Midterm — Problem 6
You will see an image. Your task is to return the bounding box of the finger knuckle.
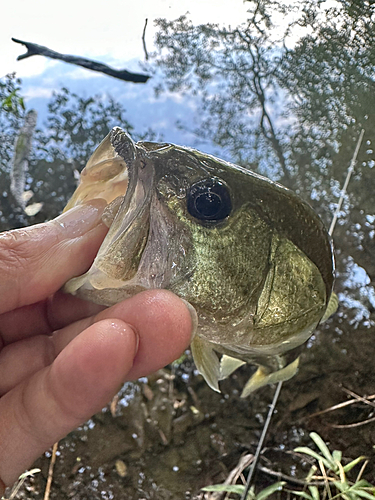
[0,225,54,276]
[0,229,29,265]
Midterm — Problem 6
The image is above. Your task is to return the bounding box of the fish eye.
[187,178,232,222]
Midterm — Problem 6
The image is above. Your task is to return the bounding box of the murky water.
[12,313,375,499]
[2,2,375,498]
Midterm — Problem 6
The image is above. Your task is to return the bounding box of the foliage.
[200,433,375,500]
[0,73,26,169]
[295,432,365,475]
[0,78,134,231]
[152,11,288,179]
[35,87,133,169]
[149,0,375,319]
[0,72,25,117]
[201,481,285,499]
[292,432,375,500]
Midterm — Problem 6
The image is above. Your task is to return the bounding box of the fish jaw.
[63,129,195,305]
[63,128,155,303]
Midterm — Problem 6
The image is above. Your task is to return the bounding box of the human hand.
[0,200,194,494]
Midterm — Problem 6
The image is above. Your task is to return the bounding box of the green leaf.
[351,480,375,489]
[342,456,366,473]
[341,493,357,500]
[290,491,315,500]
[172,352,187,366]
[201,482,285,500]
[335,480,375,500]
[309,432,335,467]
[3,95,12,107]
[201,484,244,494]
[256,481,286,500]
[332,450,343,463]
[350,490,375,500]
[332,482,375,500]
[333,480,350,492]
[308,485,320,500]
[294,446,332,469]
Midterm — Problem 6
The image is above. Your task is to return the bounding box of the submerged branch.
[12,37,150,83]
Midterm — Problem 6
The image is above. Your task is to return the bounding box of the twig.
[319,460,332,500]
[305,388,375,428]
[240,381,283,500]
[306,394,375,419]
[142,19,149,60]
[206,454,254,500]
[229,455,254,486]
[258,465,326,487]
[187,385,200,409]
[328,129,365,237]
[327,415,375,429]
[356,459,369,482]
[6,469,41,500]
[43,442,58,500]
[12,38,150,83]
[341,387,375,410]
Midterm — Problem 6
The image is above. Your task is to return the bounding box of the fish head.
[64,127,335,393]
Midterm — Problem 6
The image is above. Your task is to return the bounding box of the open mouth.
[63,128,155,297]
[63,133,129,211]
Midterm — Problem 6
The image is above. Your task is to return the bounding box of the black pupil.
[187,178,232,222]
[195,192,222,218]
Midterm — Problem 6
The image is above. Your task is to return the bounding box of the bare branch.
[142,18,149,60]
[233,29,291,183]
[12,37,150,83]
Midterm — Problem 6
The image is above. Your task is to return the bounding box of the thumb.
[0,199,108,315]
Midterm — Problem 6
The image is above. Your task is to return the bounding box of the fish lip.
[92,128,155,281]
[64,128,179,298]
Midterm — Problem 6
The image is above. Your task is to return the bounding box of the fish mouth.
[63,132,129,211]
[63,128,155,301]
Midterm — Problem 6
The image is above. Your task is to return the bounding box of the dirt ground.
[7,309,375,499]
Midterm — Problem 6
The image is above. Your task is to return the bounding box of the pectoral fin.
[241,357,300,398]
[219,355,246,381]
[320,292,338,323]
[191,337,221,392]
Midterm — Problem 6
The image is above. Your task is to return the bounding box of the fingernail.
[133,328,140,355]
[52,199,107,238]
[180,299,198,341]
[109,320,139,357]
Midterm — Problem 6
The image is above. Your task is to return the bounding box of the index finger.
[0,200,107,316]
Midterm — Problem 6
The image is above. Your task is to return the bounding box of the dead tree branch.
[12,37,150,83]
[142,18,149,60]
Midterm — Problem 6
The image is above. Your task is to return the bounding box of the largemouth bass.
[64,128,336,397]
